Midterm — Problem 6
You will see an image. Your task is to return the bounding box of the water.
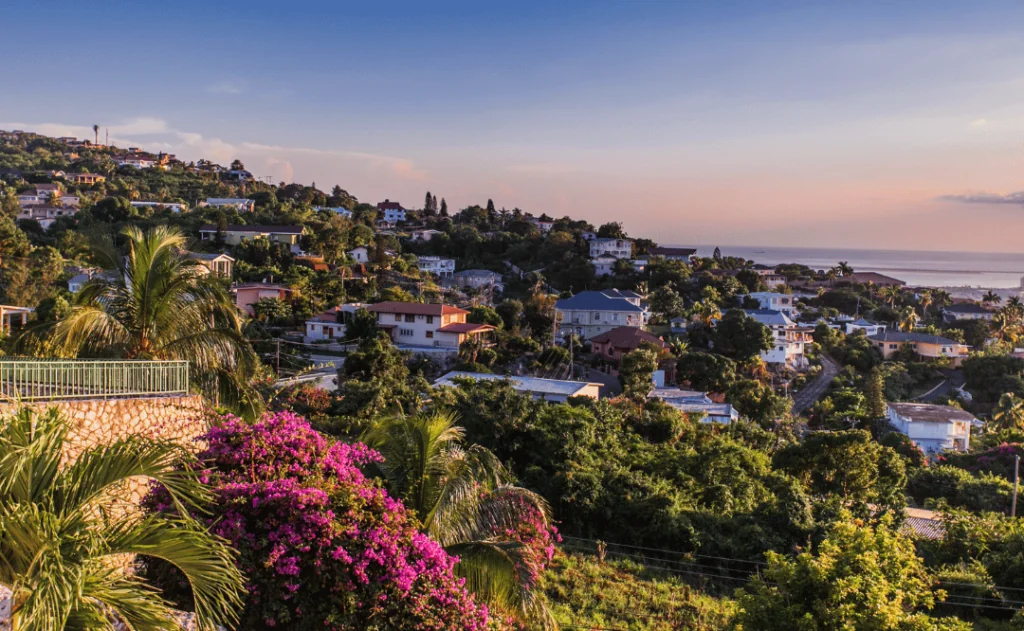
[684,246,1024,289]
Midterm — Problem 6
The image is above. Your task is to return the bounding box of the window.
[405,314,415,323]
[394,314,401,322]
[328,327,334,339]
[426,315,434,324]
[889,344,898,350]
[426,331,433,339]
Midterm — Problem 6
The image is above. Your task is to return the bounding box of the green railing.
[0,360,189,401]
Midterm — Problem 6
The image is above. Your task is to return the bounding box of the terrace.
[0,359,189,401]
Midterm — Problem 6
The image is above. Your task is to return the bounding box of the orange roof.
[367,301,468,316]
[437,322,495,334]
[590,326,666,350]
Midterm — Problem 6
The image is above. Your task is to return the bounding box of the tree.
[712,246,722,262]
[618,345,659,403]
[363,411,557,628]
[46,226,260,412]
[424,190,435,215]
[713,310,773,360]
[648,286,685,319]
[732,517,967,631]
[230,159,245,170]
[596,222,625,239]
[879,285,902,308]
[1,406,243,630]
[468,305,503,328]
[440,198,448,216]
[983,290,1001,306]
[92,123,99,145]
[486,198,496,220]
[345,308,380,341]
[993,392,1024,432]
[899,306,920,332]
[865,366,887,418]
[251,296,292,324]
[676,352,737,392]
[726,379,790,425]
[836,261,854,276]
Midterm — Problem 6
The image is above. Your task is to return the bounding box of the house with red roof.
[367,301,494,348]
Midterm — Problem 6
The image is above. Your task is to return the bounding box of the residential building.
[602,289,644,306]
[592,255,620,277]
[232,283,295,316]
[348,246,370,264]
[589,238,632,259]
[305,309,346,342]
[886,402,979,454]
[131,201,187,213]
[669,317,688,334]
[869,331,970,365]
[202,198,256,212]
[845,318,887,337]
[376,199,406,223]
[763,274,787,289]
[648,246,696,261]
[17,184,75,206]
[590,326,667,363]
[941,303,995,322]
[453,269,504,291]
[410,228,443,242]
[0,305,33,335]
[748,292,798,316]
[555,290,647,339]
[16,204,77,229]
[648,388,739,424]
[417,256,456,278]
[581,231,597,241]
[367,302,495,348]
[115,154,157,169]
[742,309,812,367]
[67,270,118,293]
[435,371,601,402]
[198,224,305,252]
[314,206,352,218]
[187,253,234,278]
[65,173,105,185]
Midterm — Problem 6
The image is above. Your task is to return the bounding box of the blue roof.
[742,309,794,326]
[555,290,645,312]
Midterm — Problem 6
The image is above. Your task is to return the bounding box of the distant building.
[0,305,33,335]
[16,204,77,229]
[232,283,295,316]
[648,388,739,424]
[64,173,105,185]
[844,272,905,287]
[376,199,406,223]
[115,154,157,169]
[348,246,370,264]
[417,256,456,278]
[869,331,970,365]
[187,253,234,278]
[647,246,696,261]
[198,224,305,252]
[314,206,352,218]
[131,201,187,213]
[367,302,495,348]
[410,228,443,242]
[305,308,347,341]
[555,290,647,339]
[742,309,812,367]
[589,238,632,259]
[453,269,504,291]
[886,402,979,454]
[748,292,798,316]
[941,303,995,322]
[590,326,667,363]
[434,371,601,402]
[845,317,887,337]
[202,198,255,212]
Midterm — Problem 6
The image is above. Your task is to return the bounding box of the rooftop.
[436,322,496,334]
[943,303,993,314]
[367,301,469,316]
[742,309,795,326]
[434,371,600,398]
[648,246,696,257]
[590,326,666,350]
[887,402,978,423]
[555,290,645,313]
[869,331,961,345]
[844,271,906,286]
[199,224,304,234]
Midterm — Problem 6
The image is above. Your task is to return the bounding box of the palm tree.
[836,261,854,277]
[983,290,1002,306]
[917,289,933,317]
[993,393,1024,431]
[691,300,722,328]
[92,124,99,145]
[43,225,261,412]
[879,285,902,308]
[0,406,243,630]
[362,411,556,629]
[898,306,919,332]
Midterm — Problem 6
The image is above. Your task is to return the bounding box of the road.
[916,368,964,403]
[791,355,840,415]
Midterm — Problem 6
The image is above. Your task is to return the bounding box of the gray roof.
[888,402,977,423]
[555,290,644,313]
[943,303,993,314]
[849,317,878,326]
[869,331,960,345]
[454,269,501,278]
[649,387,711,403]
[434,371,599,397]
[742,309,794,326]
[188,252,234,261]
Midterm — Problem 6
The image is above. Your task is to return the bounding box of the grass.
[541,553,735,630]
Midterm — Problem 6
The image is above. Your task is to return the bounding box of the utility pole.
[568,333,574,380]
[276,338,281,377]
[1013,455,1020,517]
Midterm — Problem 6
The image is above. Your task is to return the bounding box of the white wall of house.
[383,208,406,223]
[376,311,463,347]
[417,256,455,277]
[750,293,797,315]
[589,239,632,259]
[305,320,346,341]
[349,247,369,264]
[887,408,971,453]
[555,308,644,339]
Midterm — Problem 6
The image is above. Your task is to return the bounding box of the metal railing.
[0,360,189,401]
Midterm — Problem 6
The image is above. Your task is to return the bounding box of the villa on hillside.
[417,256,456,278]
[742,309,812,367]
[367,302,494,348]
[555,290,647,339]
[648,387,740,424]
[886,402,980,454]
[590,326,667,363]
[869,331,970,365]
[201,198,256,212]
[131,200,187,213]
[232,283,295,316]
[748,291,798,316]
[376,199,406,223]
[198,224,305,253]
[452,269,504,291]
[589,238,633,259]
[434,371,602,402]
[845,318,887,336]
[941,303,995,322]
[65,173,105,185]
[187,252,234,278]
[647,246,696,261]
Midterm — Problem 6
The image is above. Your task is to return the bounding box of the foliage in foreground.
[0,406,243,631]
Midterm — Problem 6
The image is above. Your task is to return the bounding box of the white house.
[305,309,347,342]
[187,253,234,278]
[417,256,456,278]
[589,238,632,259]
[748,292,798,316]
[435,371,601,402]
[367,302,495,349]
[742,309,812,367]
[648,388,740,424]
[886,402,979,454]
[202,198,255,212]
[410,228,443,242]
[348,247,370,264]
[555,290,647,339]
[131,201,187,213]
[453,269,504,291]
[845,318,887,337]
[376,200,406,223]
[117,154,157,169]
[592,255,619,277]
[941,304,995,322]
[375,219,396,230]
[314,206,353,218]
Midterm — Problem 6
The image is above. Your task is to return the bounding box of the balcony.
[0,359,189,401]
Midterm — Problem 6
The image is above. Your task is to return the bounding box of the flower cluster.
[275,383,333,416]
[150,412,491,631]
[939,442,1024,478]
[480,488,561,589]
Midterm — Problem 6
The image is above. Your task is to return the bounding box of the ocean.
[683,246,1024,289]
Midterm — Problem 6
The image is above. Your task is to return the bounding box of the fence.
[0,360,189,401]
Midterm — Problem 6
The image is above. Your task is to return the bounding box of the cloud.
[969,118,988,128]
[938,191,1024,204]
[207,81,244,95]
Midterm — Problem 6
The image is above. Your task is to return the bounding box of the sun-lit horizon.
[4,1,1024,251]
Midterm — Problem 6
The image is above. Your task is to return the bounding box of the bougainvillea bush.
[145,411,491,631]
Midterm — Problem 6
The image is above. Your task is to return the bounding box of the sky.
[3,1,1024,252]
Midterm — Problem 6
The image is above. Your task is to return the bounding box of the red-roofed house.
[367,301,494,348]
[590,326,668,363]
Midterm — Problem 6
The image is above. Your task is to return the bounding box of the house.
[115,154,157,169]
[232,283,295,316]
[130,201,187,213]
[555,290,647,339]
[670,317,688,334]
[202,198,256,212]
[410,228,443,242]
[296,255,329,271]
[845,318,887,337]
[314,206,352,218]
[0,305,33,335]
[941,303,995,322]
[187,253,234,278]
[434,371,601,402]
[376,200,406,223]
[17,184,72,206]
[648,246,696,261]
[844,272,905,287]
[763,274,787,290]
[602,288,644,305]
[198,225,305,252]
[590,326,667,363]
[589,238,632,259]
[592,255,621,277]
[742,309,812,367]
[886,402,979,454]
[367,302,495,348]
[581,231,597,241]
[65,173,105,185]
[348,246,370,264]
[453,269,504,291]
[375,219,396,230]
[869,331,970,365]
[748,292,798,316]
[648,388,739,423]
[67,270,118,293]
[417,256,456,278]
[16,204,77,229]
[305,308,347,342]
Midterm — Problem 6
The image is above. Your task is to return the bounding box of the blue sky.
[4,1,1024,251]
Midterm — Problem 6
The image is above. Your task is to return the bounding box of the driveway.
[916,368,964,403]
[791,355,840,415]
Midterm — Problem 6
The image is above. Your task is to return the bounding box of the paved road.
[917,368,964,403]
[791,355,840,415]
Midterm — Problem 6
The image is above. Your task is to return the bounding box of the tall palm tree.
[362,411,556,629]
[993,393,1024,431]
[982,290,1002,306]
[0,406,243,631]
[879,285,902,308]
[836,261,854,276]
[92,124,99,145]
[43,225,261,413]
[917,289,933,317]
[898,306,919,332]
